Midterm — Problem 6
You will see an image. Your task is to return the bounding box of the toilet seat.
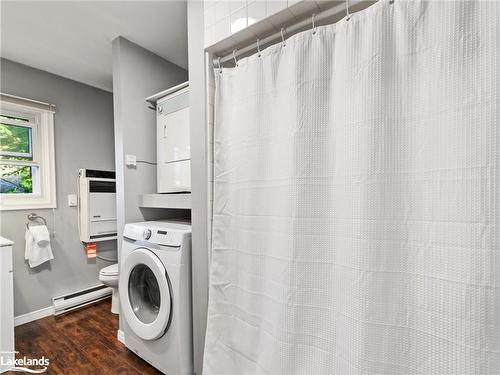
[100,263,119,276]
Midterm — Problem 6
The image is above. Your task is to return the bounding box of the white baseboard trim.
[117,329,125,344]
[15,306,54,327]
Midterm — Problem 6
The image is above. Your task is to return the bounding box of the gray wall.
[0,58,117,317]
[112,37,189,259]
[187,2,209,374]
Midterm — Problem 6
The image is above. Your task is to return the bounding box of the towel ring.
[26,213,47,229]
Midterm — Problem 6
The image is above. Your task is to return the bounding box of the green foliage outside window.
[0,122,34,193]
[0,122,31,155]
[0,165,33,193]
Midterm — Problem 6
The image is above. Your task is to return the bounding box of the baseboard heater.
[52,284,112,315]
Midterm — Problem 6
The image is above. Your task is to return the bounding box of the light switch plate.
[68,194,77,207]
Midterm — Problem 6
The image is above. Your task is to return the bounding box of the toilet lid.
[100,263,119,276]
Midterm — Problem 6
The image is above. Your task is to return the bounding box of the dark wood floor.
[9,299,161,375]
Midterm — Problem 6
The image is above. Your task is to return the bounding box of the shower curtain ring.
[312,13,317,34]
[346,0,350,21]
[217,56,222,73]
[232,49,238,67]
[280,28,287,47]
[257,39,261,57]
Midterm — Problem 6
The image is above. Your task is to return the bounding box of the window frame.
[0,117,34,159]
[0,100,56,210]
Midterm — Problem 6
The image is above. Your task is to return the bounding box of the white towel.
[28,225,50,247]
[25,226,54,268]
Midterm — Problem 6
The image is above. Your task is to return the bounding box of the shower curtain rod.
[212,0,376,66]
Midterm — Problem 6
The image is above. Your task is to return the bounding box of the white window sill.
[0,198,56,211]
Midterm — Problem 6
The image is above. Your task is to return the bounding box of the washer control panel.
[149,229,183,247]
[123,222,191,248]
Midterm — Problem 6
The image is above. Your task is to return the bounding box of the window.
[0,95,56,210]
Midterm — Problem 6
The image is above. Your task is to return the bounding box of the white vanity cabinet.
[0,237,14,373]
[155,82,190,193]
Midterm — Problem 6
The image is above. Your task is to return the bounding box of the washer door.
[120,248,172,340]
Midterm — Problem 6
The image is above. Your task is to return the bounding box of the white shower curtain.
[204,1,500,374]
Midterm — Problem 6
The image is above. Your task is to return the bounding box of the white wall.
[204,0,328,47]
[0,58,116,316]
[187,2,210,374]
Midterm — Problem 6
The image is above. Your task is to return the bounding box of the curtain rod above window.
[212,0,377,66]
[0,93,56,113]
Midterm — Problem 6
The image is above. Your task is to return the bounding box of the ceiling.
[0,1,188,92]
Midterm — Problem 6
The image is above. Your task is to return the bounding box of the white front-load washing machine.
[119,221,193,374]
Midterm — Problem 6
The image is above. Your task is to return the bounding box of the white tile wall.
[247,1,266,26]
[204,0,326,48]
[230,0,247,13]
[214,17,231,42]
[214,1,230,22]
[266,0,287,16]
[231,7,248,33]
[205,2,216,25]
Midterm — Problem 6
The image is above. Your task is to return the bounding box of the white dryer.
[119,221,193,375]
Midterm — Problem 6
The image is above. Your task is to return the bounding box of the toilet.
[99,263,119,314]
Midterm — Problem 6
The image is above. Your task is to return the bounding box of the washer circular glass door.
[120,248,172,340]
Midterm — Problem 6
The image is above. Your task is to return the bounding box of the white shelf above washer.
[146,81,189,106]
[138,193,191,209]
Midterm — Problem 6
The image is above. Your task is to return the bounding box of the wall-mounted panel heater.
[78,169,117,242]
